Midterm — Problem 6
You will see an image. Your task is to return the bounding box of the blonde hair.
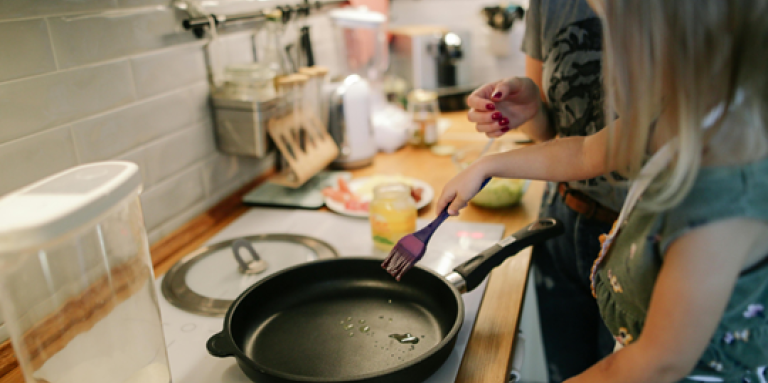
[590,0,768,211]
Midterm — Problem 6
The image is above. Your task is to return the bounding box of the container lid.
[161,234,339,316]
[224,63,276,83]
[0,162,142,253]
[408,89,438,103]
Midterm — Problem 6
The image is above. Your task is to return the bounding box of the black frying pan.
[207,218,563,383]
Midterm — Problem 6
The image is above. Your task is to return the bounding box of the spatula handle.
[418,178,492,242]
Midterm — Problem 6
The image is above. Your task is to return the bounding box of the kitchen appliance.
[206,218,561,383]
[327,7,404,165]
[482,5,526,57]
[389,27,474,111]
[0,162,171,383]
[326,74,377,168]
[155,208,520,383]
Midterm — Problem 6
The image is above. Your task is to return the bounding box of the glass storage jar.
[407,89,440,147]
[222,63,276,102]
[369,183,417,252]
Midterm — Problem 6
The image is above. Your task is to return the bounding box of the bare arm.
[519,56,557,142]
[437,124,613,214]
[475,125,610,182]
[566,218,768,383]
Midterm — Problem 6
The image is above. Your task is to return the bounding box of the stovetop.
[156,208,505,383]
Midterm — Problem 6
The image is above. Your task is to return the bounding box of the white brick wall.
[0,1,297,244]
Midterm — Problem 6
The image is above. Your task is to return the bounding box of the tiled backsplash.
[0,1,283,244]
[0,0,527,245]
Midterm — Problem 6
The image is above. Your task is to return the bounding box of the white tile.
[0,61,134,144]
[115,147,148,190]
[130,44,207,99]
[199,151,275,199]
[139,165,205,231]
[0,19,57,82]
[143,121,217,188]
[0,127,79,196]
[0,0,117,21]
[47,8,197,69]
[199,154,243,198]
[71,82,211,163]
[147,198,208,245]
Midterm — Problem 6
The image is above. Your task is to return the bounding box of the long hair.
[589,0,768,211]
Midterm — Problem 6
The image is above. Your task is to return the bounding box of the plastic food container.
[0,162,171,383]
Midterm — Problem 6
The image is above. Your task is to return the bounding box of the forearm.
[474,132,608,182]
[566,342,689,383]
[518,103,556,142]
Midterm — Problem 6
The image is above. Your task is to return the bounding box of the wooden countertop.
[0,112,543,383]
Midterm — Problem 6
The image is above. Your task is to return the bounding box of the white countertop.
[156,208,505,383]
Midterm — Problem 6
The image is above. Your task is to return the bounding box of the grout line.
[43,17,61,71]
[0,56,132,85]
[0,81,210,157]
[0,5,164,24]
[68,127,83,164]
[126,58,140,101]
[0,40,208,86]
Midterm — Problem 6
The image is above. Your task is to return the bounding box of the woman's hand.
[436,158,492,216]
[466,77,543,138]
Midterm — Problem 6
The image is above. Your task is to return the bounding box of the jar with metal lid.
[407,89,440,147]
[369,183,417,252]
[222,63,276,102]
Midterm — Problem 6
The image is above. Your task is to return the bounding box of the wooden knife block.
[267,106,339,188]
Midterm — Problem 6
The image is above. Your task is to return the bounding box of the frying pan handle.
[452,218,564,292]
[207,332,237,358]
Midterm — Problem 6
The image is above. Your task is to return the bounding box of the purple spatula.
[382,178,491,280]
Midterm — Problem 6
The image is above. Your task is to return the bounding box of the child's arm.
[566,218,768,383]
[437,124,612,215]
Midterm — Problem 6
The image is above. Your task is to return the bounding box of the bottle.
[369,183,418,252]
[407,89,440,147]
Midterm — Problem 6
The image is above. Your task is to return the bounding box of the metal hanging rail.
[181,0,349,38]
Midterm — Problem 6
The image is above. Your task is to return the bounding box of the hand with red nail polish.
[466,76,543,138]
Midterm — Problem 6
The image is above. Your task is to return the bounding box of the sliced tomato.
[344,199,370,212]
[337,177,352,194]
[323,187,349,204]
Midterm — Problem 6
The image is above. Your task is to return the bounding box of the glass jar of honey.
[407,89,440,147]
[369,183,417,252]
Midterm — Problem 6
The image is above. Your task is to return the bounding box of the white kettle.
[326,74,377,169]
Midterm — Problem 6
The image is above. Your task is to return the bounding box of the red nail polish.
[493,92,503,99]
[499,117,510,126]
[486,103,496,110]
[501,126,511,133]
[491,112,502,120]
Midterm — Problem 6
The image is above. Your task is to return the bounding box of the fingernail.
[493,92,503,99]
[499,117,510,126]
[485,103,496,110]
[491,112,502,120]
[501,126,511,133]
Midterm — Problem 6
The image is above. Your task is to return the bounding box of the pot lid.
[161,234,339,316]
